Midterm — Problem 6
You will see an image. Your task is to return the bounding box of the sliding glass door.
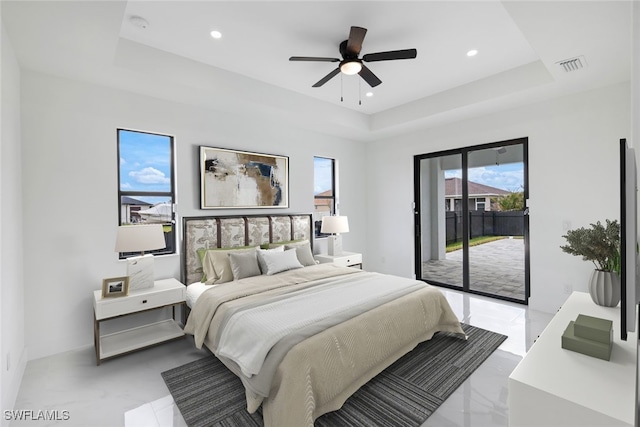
[417,153,463,289]
[414,138,529,303]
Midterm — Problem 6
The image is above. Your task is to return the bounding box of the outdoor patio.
[422,238,525,301]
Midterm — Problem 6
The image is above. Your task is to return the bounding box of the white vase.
[588,270,621,307]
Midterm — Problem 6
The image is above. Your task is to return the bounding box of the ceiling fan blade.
[363,48,417,62]
[312,68,341,87]
[346,26,367,56]
[359,64,382,88]
[289,56,340,62]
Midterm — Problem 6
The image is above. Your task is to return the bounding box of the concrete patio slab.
[422,238,525,301]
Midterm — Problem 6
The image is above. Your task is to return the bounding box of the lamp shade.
[321,216,349,234]
[115,224,166,253]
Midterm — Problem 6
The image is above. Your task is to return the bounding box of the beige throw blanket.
[184,263,465,427]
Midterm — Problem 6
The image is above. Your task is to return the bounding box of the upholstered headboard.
[181,214,313,285]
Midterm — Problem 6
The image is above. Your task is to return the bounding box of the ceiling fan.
[289,26,417,88]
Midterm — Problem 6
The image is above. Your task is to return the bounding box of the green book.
[574,314,613,344]
[562,321,612,361]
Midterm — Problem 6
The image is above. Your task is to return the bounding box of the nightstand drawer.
[94,279,185,320]
[314,251,363,268]
[335,253,362,267]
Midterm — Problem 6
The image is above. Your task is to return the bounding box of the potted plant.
[560,219,621,306]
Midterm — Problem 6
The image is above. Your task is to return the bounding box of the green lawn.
[446,236,521,252]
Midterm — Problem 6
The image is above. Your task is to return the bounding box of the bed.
[181,214,465,427]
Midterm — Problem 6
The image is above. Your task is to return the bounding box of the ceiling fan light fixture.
[340,60,362,75]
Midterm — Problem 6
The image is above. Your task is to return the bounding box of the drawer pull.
[142,300,148,304]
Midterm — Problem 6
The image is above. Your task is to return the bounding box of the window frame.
[117,128,176,259]
[313,156,337,238]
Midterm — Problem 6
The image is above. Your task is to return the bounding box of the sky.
[119,130,172,203]
[314,157,333,194]
[445,163,524,192]
[313,156,523,196]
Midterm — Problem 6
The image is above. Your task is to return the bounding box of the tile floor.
[11,288,554,427]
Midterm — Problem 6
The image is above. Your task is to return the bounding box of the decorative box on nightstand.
[314,251,363,269]
[93,278,186,365]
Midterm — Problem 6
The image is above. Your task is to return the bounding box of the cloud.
[129,167,170,185]
[470,168,523,191]
[445,166,523,192]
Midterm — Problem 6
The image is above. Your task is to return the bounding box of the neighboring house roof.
[315,190,333,197]
[121,196,152,206]
[314,190,333,207]
[445,177,510,197]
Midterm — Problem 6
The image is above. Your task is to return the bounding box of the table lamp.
[115,224,166,291]
[321,215,349,256]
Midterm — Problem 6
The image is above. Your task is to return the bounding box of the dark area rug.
[161,323,506,427]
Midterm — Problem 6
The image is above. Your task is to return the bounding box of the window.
[313,156,336,237]
[117,129,176,258]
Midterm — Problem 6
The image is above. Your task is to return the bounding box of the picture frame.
[101,276,130,298]
[200,146,289,209]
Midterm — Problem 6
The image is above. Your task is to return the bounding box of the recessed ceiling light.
[210,30,222,39]
[467,49,478,57]
[366,92,374,97]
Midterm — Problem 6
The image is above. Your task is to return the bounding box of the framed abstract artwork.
[200,146,289,209]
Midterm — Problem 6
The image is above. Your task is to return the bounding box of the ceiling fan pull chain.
[359,78,362,105]
[340,74,344,102]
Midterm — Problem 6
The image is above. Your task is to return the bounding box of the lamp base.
[126,254,155,291]
[327,235,343,256]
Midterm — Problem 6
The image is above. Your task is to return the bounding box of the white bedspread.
[216,272,425,377]
[185,282,214,308]
[185,263,466,427]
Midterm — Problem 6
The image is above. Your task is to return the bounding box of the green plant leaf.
[560,220,620,273]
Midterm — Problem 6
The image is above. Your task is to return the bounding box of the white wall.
[1,21,26,422]
[20,70,366,360]
[366,82,630,314]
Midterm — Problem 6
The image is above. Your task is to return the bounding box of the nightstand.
[314,251,363,269]
[93,278,186,365]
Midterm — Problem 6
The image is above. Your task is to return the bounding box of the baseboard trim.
[2,346,28,427]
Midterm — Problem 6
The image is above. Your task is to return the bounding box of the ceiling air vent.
[556,55,587,73]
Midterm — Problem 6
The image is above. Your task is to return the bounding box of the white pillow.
[256,246,284,274]
[258,248,303,275]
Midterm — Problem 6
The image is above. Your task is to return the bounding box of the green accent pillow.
[268,239,306,249]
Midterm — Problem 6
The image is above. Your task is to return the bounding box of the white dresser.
[509,291,637,427]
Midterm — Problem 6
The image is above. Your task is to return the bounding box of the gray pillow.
[228,250,262,281]
[285,242,316,267]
